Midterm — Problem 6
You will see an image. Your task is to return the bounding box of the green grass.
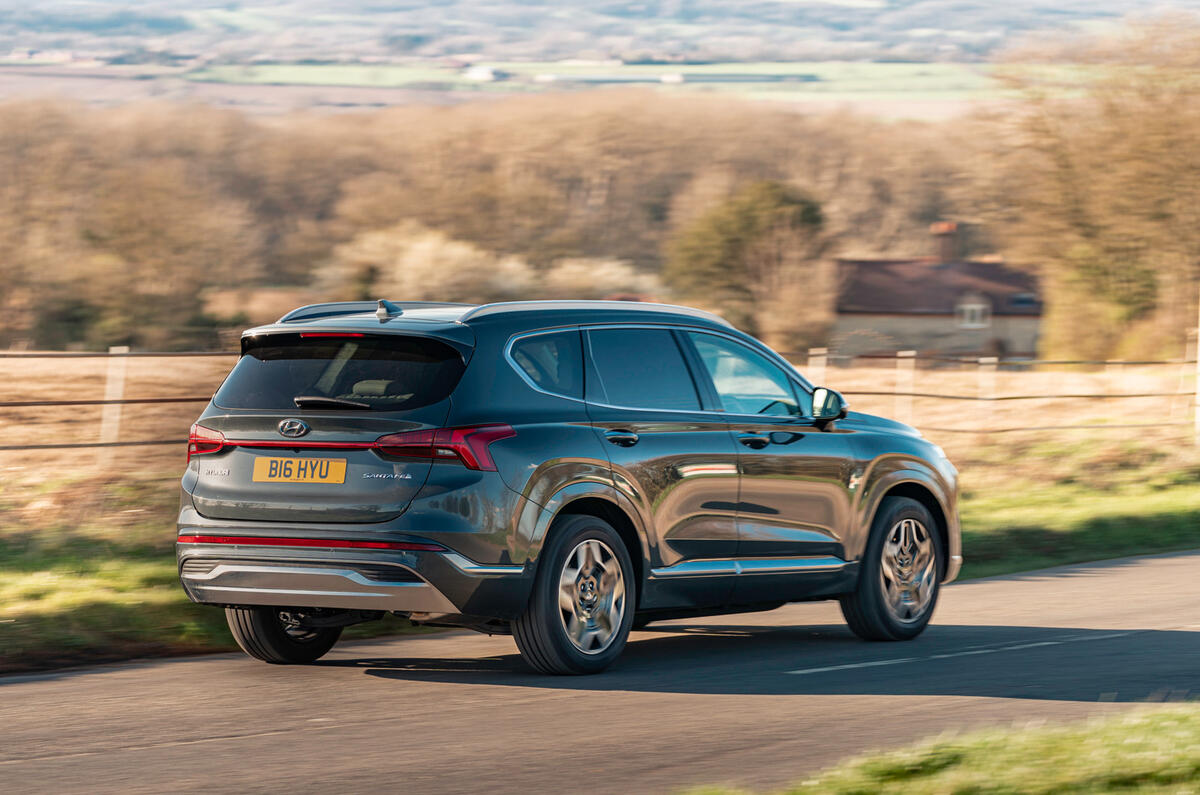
[693,706,1200,794]
[955,436,1200,578]
[2,437,1198,673]
[0,473,429,673]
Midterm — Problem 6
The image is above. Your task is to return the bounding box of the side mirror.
[812,387,848,422]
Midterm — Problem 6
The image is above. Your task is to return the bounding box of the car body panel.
[178,300,962,628]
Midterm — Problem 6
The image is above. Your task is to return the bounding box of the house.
[831,223,1041,357]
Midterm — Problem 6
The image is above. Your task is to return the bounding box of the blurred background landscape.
[2,4,1200,777]
[2,4,1200,360]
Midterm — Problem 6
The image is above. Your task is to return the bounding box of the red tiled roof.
[836,257,1041,316]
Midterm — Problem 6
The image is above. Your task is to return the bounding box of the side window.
[510,330,584,399]
[587,328,701,411]
[687,332,804,417]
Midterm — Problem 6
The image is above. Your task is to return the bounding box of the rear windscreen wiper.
[293,395,372,410]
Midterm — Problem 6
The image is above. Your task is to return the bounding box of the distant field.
[188,64,471,89]
[0,59,1066,117]
[182,60,1007,117]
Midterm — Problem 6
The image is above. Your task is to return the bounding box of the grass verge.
[2,437,1198,673]
[692,706,1200,794]
[0,473,430,674]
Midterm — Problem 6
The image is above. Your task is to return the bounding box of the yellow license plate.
[252,457,347,484]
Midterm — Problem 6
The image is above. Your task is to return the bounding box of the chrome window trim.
[503,322,818,420]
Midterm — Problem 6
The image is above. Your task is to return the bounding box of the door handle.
[737,432,770,449]
[604,429,640,447]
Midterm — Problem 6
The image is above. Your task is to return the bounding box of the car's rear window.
[214,334,465,411]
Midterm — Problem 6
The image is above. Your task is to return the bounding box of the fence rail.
[0,351,237,358]
[2,346,1197,452]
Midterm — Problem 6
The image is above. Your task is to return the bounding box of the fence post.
[978,356,998,432]
[98,346,129,456]
[807,347,827,387]
[895,350,916,426]
[1195,297,1200,445]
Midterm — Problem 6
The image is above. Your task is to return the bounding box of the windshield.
[214,334,465,411]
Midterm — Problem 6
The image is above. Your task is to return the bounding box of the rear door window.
[509,330,583,399]
[586,328,701,411]
[214,334,465,411]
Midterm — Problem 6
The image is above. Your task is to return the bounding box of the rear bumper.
[177,538,533,620]
[180,559,463,614]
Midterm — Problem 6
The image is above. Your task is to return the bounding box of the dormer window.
[956,298,990,329]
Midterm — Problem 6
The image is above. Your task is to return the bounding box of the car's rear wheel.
[840,496,943,641]
[513,514,635,675]
[225,606,343,664]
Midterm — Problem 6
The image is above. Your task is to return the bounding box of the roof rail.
[278,301,473,323]
[458,300,732,327]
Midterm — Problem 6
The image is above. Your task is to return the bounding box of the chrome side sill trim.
[440,552,526,576]
[650,555,846,579]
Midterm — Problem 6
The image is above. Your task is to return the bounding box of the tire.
[512,514,636,675]
[840,496,944,642]
[225,606,343,664]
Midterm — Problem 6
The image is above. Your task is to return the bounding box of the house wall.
[830,313,1040,356]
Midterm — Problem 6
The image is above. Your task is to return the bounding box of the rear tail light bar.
[188,423,226,462]
[176,534,445,551]
[187,423,516,472]
[374,425,516,471]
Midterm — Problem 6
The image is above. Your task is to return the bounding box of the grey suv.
[178,300,961,674]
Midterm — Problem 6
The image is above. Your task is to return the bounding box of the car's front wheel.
[512,514,635,675]
[225,606,343,664]
[840,496,943,641]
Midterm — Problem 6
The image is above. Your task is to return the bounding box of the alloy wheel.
[878,518,937,624]
[557,539,626,654]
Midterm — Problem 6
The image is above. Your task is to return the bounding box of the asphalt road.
[6,550,1200,794]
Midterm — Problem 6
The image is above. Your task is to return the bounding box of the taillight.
[374,424,516,471]
[187,423,226,462]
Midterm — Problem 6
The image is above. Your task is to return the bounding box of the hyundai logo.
[277,418,310,438]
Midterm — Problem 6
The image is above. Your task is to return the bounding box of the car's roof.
[243,300,733,342]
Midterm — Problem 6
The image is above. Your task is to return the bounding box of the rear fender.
[517,480,653,582]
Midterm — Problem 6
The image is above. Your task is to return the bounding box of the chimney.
[930,221,959,264]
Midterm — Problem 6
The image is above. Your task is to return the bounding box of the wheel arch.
[523,482,652,607]
[557,497,645,596]
[852,456,958,582]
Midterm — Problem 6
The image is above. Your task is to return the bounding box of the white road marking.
[786,658,917,676]
[787,630,1136,675]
